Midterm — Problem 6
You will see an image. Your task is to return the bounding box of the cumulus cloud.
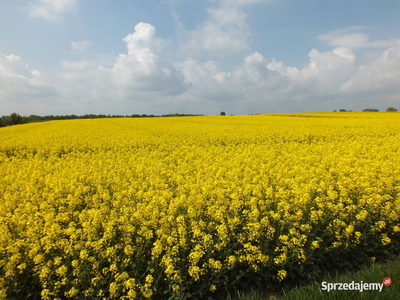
[180,51,290,112]
[1,22,189,115]
[58,26,394,114]
[0,53,57,113]
[181,0,269,58]
[59,22,188,110]
[178,46,362,112]
[318,27,400,48]
[341,44,400,93]
[0,54,49,93]
[4,16,400,115]
[71,41,92,53]
[181,59,235,100]
[113,22,187,96]
[28,0,78,21]
[61,59,98,71]
[290,47,356,95]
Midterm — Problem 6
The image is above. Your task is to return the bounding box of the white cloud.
[3,18,400,115]
[71,41,92,53]
[318,27,400,48]
[56,36,399,114]
[122,23,166,58]
[341,44,400,93]
[180,52,289,111]
[112,22,187,95]
[57,22,188,112]
[28,0,78,21]
[181,0,268,58]
[60,59,99,71]
[230,52,289,94]
[181,59,235,100]
[178,47,360,112]
[0,53,57,114]
[288,47,356,95]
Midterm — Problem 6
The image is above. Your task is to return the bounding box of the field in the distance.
[1,112,400,299]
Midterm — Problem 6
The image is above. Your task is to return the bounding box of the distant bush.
[10,112,24,125]
[0,113,25,127]
[0,113,205,127]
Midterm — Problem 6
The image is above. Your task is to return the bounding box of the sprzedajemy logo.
[321,278,392,293]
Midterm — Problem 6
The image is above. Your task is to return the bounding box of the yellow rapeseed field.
[1,112,400,299]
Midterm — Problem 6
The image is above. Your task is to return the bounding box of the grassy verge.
[229,257,400,300]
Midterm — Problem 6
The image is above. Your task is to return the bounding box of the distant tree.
[1,112,206,124]
[2,116,12,126]
[220,111,226,115]
[22,116,32,123]
[363,108,379,112]
[10,112,24,125]
[386,107,398,112]
[339,109,347,112]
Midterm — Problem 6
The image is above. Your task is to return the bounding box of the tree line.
[1,108,398,128]
[0,113,205,128]
[334,107,398,112]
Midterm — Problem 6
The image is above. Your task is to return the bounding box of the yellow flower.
[41,289,52,300]
[381,234,391,245]
[311,241,320,250]
[172,284,180,292]
[109,282,119,297]
[210,284,217,292]
[2,113,400,299]
[67,287,78,297]
[345,225,354,235]
[277,270,287,281]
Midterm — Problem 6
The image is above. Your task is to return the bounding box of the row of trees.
[0,112,205,127]
[334,107,398,112]
[0,113,25,127]
[1,108,398,128]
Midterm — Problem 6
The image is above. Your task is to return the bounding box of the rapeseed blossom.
[1,112,400,298]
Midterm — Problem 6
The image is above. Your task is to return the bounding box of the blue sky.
[1,0,400,115]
